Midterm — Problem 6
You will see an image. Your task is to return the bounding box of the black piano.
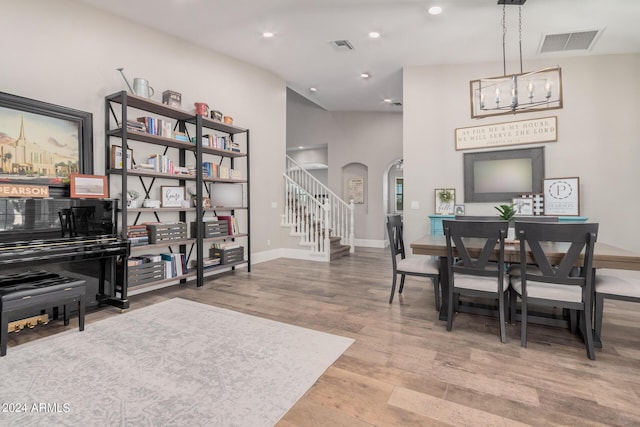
[0,198,130,309]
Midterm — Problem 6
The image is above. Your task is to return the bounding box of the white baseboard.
[251,248,328,263]
[353,238,386,248]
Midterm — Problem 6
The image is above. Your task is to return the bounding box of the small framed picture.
[512,197,534,215]
[161,186,185,207]
[111,145,133,170]
[518,193,544,215]
[435,188,455,214]
[544,177,580,216]
[70,174,108,199]
[454,204,465,215]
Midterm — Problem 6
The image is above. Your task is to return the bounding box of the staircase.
[282,156,354,261]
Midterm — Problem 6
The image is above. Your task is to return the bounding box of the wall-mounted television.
[463,147,544,203]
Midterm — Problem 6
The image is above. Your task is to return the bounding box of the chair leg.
[594,293,604,340]
[510,289,517,325]
[446,289,455,332]
[78,296,85,332]
[432,277,441,311]
[498,291,507,343]
[389,273,398,304]
[582,301,596,360]
[399,275,406,294]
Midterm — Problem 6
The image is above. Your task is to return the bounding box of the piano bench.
[0,273,86,357]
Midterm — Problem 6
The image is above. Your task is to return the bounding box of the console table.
[428,214,588,236]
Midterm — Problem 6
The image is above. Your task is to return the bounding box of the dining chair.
[509,222,599,360]
[386,215,440,309]
[594,271,640,342]
[442,219,509,342]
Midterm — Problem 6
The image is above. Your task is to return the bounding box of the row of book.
[202,163,241,180]
[147,154,175,174]
[127,225,149,246]
[191,134,241,152]
[137,116,174,138]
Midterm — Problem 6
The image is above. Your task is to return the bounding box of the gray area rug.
[0,298,354,426]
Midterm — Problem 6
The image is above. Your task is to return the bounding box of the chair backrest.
[514,222,599,288]
[386,214,405,265]
[443,220,509,283]
[513,216,559,223]
[456,215,558,222]
[454,215,496,221]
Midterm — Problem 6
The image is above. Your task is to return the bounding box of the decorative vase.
[127,199,138,208]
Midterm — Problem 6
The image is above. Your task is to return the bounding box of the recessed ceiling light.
[428,6,442,15]
[298,146,304,150]
[384,98,393,103]
[369,31,380,39]
[360,72,371,79]
[262,32,275,38]
[309,87,317,92]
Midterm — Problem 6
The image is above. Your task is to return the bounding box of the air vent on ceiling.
[540,30,599,53]
[392,102,403,107]
[330,40,354,50]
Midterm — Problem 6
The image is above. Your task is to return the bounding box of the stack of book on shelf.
[231,141,241,152]
[137,116,173,138]
[127,225,149,246]
[160,253,187,278]
[147,154,174,174]
[190,257,221,268]
[126,119,146,133]
[202,162,218,178]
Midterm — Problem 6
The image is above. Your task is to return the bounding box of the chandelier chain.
[519,6,523,73]
[502,4,507,76]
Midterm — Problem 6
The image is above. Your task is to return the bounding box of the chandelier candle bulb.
[545,81,552,99]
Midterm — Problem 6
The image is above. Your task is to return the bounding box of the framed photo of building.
[0,91,93,197]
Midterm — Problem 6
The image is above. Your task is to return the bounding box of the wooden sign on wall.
[455,116,557,151]
[0,184,50,198]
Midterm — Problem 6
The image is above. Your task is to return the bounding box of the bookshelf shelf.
[105,91,251,300]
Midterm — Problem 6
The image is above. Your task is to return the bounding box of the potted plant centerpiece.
[495,204,516,241]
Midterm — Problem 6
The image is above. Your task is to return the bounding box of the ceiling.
[77,0,640,112]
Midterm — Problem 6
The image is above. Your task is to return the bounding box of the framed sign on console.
[0,92,93,197]
[544,177,580,216]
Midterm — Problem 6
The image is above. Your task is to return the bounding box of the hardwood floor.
[8,248,640,426]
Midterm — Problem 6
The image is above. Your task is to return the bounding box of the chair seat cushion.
[510,280,582,303]
[454,274,508,292]
[397,256,439,275]
[596,274,640,299]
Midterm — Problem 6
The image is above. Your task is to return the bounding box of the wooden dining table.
[410,234,640,344]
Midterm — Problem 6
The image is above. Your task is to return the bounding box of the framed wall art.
[0,91,93,197]
[161,186,185,207]
[544,177,580,216]
[435,188,455,214]
[512,197,534,216]
[70,174,107,199]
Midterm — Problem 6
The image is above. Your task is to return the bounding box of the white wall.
[1,0,287,256]
[404,54,640,253]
